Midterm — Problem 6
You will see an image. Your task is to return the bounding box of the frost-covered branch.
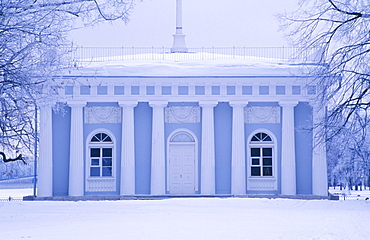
[280,0,370,137]
[0,0,137,152]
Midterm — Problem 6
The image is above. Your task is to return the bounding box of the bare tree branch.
[1,0,137,153]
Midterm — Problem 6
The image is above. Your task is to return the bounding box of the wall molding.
[85,107,121,124]
[165,106,200,123]
[245,106,280,124]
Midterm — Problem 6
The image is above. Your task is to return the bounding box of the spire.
[171,0,188,53]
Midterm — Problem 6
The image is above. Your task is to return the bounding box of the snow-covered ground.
[0,188,369,240]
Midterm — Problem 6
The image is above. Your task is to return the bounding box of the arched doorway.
[167,129,198,194]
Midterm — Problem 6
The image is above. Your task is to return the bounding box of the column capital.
[229,101,248,108]
[67,101,86,108]
[279,101,298,108]
[149,101,168,108]
[199,101,218,107]
[119,101,138,108]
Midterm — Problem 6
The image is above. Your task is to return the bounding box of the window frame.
[87,130,115,179]
[248,130,276,179]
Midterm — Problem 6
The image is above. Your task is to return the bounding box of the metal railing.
[331,192,370,200]
[69,46,321,63]
[0,196,23,202]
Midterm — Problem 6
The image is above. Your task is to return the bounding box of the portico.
[36,57,328,198]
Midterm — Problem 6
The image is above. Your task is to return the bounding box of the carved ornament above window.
[245,107,280,124]
[165,106,200,123]
[85,107,121,124]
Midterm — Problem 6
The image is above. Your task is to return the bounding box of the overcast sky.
[69,0,298,47]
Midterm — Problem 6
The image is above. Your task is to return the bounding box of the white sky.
[69,0,298,47]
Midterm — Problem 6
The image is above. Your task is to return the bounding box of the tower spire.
[171,0,188,53]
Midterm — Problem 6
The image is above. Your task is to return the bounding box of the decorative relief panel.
[85,107,121,124]
[245,107,280,124]
[248,178,277,191]
[165,106,200,123]
[86,178,116,192]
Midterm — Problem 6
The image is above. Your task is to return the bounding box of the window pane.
[102,167,112,176]
[251,136,259,142]
[91,159,99,166]
[263,148,272,156]
[264,136,272,141]
[90,167,100,177]
[102,133,112,142]
[252,158,260,165]
[263,158,272,166]
[251,148,260,157]
[102,158,112,166]
[251,167,261,176]
[91,135,100,142]
[263,167,273,176]
[90,148,100,157]
[101,133,107,140]
[104,136,112,142]
[257,133,262,140]
[102,148,112,157]
[96,133,103,141]
[261,133,267,140]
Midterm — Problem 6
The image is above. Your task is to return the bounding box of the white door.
[169,144,195,194]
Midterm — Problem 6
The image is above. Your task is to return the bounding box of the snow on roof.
[66,52,313,77]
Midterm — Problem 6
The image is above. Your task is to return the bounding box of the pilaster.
[279,101,298,195]
[311,103,328,196]
[199,101,218,194]
[230,101,248,195]
[38,105,53,197]
[119,101,138,195]
[149,101,168,195]
[67,101,86,196]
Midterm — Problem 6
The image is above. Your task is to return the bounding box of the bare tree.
[0,0,136,154]
[327,118,370,190]
[280,0,370,138]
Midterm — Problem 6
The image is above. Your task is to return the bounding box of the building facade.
[36,57,328,198]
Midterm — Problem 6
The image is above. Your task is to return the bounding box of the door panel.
[169,144,195,194]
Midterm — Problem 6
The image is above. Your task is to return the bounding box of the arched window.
[249,132,274,177]
[90,133,112,143]
[88,132,114,178]
[170,131,195,142]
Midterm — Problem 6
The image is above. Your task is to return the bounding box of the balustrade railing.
[68,46,320,63]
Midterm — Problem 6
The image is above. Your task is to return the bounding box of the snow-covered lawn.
[0,189,369,240]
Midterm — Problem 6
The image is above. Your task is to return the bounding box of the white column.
[149,101,168,195]
[311,103,328,196]
[230,101,248,195]
[199,101,218,195]
[279,101,298,195]
[67,101,86,197]
[171,0,187,53]
[38,105,53,197]
[175,0,183,34]
[119,101,138,195]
